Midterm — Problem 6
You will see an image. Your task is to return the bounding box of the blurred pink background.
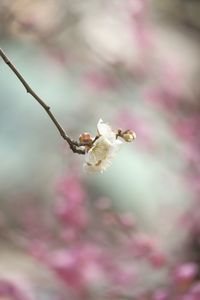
[0,0,200,299]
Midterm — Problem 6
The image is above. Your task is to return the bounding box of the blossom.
[84,119,123,173]
[173,263,198,287]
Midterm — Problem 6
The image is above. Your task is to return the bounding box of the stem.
[0,48,85,154]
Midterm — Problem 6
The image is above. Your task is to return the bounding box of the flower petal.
[85,150,98,165]
[97,119,116,142]
[84,119,124,173]
[89,136,111,162]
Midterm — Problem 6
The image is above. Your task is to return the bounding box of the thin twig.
[0,48,85,155]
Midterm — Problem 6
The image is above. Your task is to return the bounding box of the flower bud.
[79,132,93,145]
[122,130,136,142]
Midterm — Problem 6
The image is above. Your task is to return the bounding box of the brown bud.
[122,130,136,142]
[79,132,93,145]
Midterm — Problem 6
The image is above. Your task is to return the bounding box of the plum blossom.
[84,119,123,173]
[173,263,198,287]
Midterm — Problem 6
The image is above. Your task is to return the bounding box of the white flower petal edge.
[97,119,116,143]
[84,119,123,173]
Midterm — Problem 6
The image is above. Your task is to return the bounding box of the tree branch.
[0,48,85,154]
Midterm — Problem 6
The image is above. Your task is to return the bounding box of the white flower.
[84,119,123,173]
